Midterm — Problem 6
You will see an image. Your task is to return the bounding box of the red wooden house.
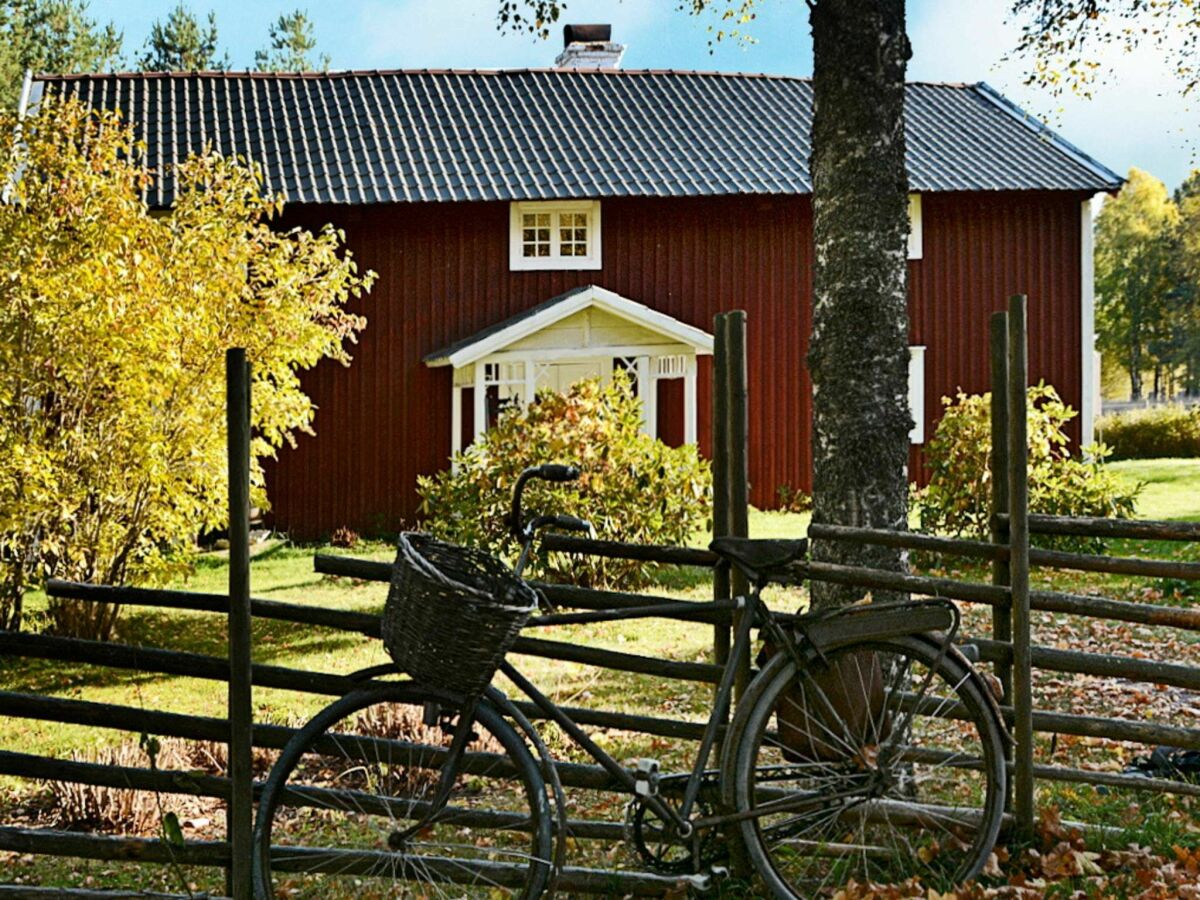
[34,30,1121,539]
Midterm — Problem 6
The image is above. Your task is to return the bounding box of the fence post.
[226,348,253,899]
[989,313,1012,705]
[712,314,731,675]
[1005,296,1035,841]
[726,311,751,701]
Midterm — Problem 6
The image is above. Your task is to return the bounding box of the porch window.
[483,361,526,427]
[510,200,602,271]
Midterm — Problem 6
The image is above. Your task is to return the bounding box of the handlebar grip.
[535,464,580,483]
[545,514,594,535]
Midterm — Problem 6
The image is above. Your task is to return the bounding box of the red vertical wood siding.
[266,191,1084,539]
[908,190,1085,479]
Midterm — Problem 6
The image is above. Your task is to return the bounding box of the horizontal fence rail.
[1002,513,1200,543]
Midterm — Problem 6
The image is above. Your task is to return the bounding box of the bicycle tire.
[724,634,1007,897]
[252,681,554,899]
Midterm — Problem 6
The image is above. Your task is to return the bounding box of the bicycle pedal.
[633,758,660,797]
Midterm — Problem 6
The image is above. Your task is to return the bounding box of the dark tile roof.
[31,69,1122,207]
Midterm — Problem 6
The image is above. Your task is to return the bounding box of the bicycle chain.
[622,773,726,875]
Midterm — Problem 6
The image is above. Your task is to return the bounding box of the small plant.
[330,526,359,548]
[42,734,276,835]
[1097,406,1200,460]
[776,484,813,514]
[916,384,1139,551]
[417,374,711,589]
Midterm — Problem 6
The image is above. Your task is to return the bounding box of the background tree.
[0,0,121,109]
[138,2,226,71]
[805,0,912,604]
[255,9,328,72]
[0,98,373,637]
[1008,0,1199,98]
[1170,172,1200,395]
[1095,168,1179,400]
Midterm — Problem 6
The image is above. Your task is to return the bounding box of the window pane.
[558,210,588,258]
[522,211,552,258]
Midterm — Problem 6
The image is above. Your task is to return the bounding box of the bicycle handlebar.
[530,513,595,538]
[509,464,583,539]
[532,464,580,483]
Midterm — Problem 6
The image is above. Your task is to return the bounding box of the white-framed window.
[908,193,923,260]
[908,345,926,444]
[509,200,602,271]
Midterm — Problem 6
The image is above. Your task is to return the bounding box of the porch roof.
[423,285,713,369]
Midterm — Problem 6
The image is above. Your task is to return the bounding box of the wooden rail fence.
[3,301,1200,893]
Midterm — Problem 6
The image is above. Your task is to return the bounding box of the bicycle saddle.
[709,537,808,579]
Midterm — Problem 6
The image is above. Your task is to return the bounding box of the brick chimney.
[554,24,625,69]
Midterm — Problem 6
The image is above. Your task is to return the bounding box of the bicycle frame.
[486,463,967,846]
[497,589,960,844]
[497,594,759,837]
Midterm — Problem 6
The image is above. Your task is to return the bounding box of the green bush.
[1097,406,1200,459]
[416,374,711,589]
[916,384,1139,550]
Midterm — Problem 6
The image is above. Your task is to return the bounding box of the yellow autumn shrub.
[0,98,374,637]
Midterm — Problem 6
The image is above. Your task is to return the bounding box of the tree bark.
[808,0,912,608]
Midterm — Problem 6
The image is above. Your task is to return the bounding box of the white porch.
[423,285,714,455]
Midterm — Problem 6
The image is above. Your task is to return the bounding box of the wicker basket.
[382,532,538,697]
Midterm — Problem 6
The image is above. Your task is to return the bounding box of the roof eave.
[972,82,1124,192]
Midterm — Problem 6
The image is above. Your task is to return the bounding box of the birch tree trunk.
[808,0,912,607]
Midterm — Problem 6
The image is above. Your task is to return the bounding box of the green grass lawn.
[1107,458,1200,521]
[4,457,1200,891]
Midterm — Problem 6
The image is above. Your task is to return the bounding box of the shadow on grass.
[0,606,368,698]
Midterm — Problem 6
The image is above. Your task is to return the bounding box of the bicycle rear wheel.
[726,634,1006,897]
[253,681,553,899]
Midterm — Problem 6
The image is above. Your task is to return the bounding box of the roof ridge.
[34,68,981,89]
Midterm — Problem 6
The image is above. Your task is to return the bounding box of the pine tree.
[255,10,328,72]
[138,3,226,71]
[0,0,122,109]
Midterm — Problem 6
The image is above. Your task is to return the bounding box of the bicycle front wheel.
[726,634,1006,897]
[253,681,554,899]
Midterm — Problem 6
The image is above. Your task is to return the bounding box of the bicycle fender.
[802,603,954,653]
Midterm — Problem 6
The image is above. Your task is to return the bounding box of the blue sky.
[87,0,1198,190]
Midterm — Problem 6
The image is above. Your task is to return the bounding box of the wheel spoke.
[254,683,552,897]
[737,636,1006,896]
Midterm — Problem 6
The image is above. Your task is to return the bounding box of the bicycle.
[252,464,1008,898]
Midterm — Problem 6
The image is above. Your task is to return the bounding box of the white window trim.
[509,200,602,271]
[1080,195,1097,447]
[908,194,923,260]
[908,345,926,444]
